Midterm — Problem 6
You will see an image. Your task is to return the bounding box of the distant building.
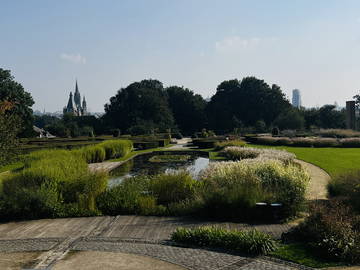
[346,101,356,130]
[63,80,88,116]
[292,89,301,108]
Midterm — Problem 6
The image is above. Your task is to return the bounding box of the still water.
[109,151,210,187]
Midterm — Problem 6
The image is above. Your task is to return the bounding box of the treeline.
[101,77,346,135]
[1,66,348,138]
[36,77,347,137]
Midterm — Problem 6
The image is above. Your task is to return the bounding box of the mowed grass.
[252,144,360,176]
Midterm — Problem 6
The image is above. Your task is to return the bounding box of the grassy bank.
[252,145,360,176]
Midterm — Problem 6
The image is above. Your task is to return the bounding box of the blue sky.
[1,0,360,112]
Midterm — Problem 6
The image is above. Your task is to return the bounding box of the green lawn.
[271,243,344,268]
[252,145,360,176]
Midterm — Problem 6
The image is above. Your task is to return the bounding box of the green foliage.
[171,226,277,255]
[282,200,360,263]
[206,77,291,131]
[98,140,133,159]
[166,86,207,135]
[97,176,152,215]
[150,171,197,205]
[328,170,360,212]
[214,139,246,150]
[0,68,34,137]
[271,243,344,268]
[0,149,108,220]
[274,109,304,130]
[76,145,106,163]
[200,160,309,220]
[104,79,175,133]
[0,105,21,166]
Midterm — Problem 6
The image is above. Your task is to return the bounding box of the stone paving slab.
[72,239,304,270]
[0,216,292,241]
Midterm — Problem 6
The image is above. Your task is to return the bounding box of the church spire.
[74,79,81,109]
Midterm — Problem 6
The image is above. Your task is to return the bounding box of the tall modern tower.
[292,89,301,108]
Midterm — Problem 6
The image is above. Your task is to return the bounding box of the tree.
[166,86,207,135]
[0,101,21,165]
[274,108,305,130]
[206,77,291,132]
[318,105,345,129]
[104,79,175,133]
[353,93,360,109]
[0,68,34,137]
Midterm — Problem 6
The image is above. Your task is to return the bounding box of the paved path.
[0,215,304,270]
[295,159,330,200]
[168,137,193,150]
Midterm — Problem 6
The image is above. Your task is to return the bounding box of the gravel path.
[295,159,330,200]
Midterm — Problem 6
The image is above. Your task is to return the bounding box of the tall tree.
[166,86,207,134]
[206,77,291,131]
[0,68,34,137]
[0,101,20,165]
[104,79,175,133]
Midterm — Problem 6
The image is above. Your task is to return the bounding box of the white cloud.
[215,36,261,53]
[60,53,86,64]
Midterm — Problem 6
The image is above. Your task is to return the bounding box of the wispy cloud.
[215,36,261,53]
[60,53,87,64]
[215,36,277,53]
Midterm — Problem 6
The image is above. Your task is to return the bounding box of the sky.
[1,0,360,112]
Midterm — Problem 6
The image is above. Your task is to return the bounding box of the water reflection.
[109,152,210,187]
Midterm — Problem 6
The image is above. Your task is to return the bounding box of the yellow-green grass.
[252,144,360,177]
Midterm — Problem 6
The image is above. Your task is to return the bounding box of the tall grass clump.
[149,171,198,205]
[0,149,108,220]
[171,226,277,255]
[214,139,246,151]
[223,147,295,164]
[97,176,166,215]
[75,145,106,163]
[98,140,133,160]
[199,159,309,220]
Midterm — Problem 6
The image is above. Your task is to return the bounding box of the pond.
[109,151,210,187]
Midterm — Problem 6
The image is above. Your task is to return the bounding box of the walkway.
[295,159,330,200]
[0,215,303,270]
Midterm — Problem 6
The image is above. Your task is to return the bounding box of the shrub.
[112,129,121,137]
[0,149,108,220]
[223,147,296,164]
[283,200,360,263]
[318,129,360,138]
[171,226,277,255]
[312,138,339,147]
[214,139,246,151]
[340,138,360,148]
[77,145,106,163]
[199,159,309,220]
[328,170,360,212]
[98,140,133,159]
[291,137,315,147]
[150,171,197,205]
[272,127,280,136]
[97,176,149,215]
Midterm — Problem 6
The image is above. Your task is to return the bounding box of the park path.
[295,159,330,201]
[0,215,302,270]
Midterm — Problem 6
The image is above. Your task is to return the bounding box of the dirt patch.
[52,250,186,270]
[0,252,41,270]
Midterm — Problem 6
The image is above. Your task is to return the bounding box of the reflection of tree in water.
[111,159,134,177]
[109,152,210,187]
